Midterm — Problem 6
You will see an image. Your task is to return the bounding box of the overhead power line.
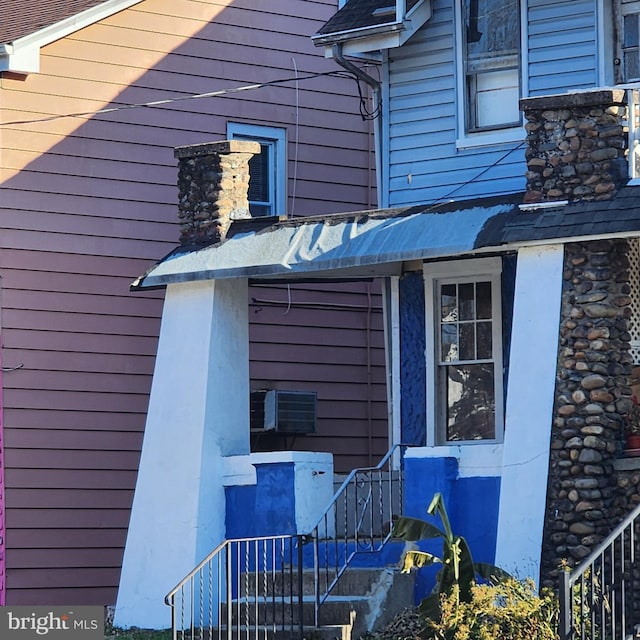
[0,70,355,127]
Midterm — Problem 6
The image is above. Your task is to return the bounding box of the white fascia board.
[0,0,145,74]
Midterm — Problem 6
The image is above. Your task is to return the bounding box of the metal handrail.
[164,444,407,639]
[559,500,640,640]
[309,444,407,625]
[165,534,305,640]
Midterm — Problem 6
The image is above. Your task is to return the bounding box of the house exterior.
[122,0,640,631]
[0,0,383,610]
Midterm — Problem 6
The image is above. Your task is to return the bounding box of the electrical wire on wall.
[290,56,300,218]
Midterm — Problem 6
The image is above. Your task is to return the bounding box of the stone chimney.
[174,139,261,245]
[521,89,628,204]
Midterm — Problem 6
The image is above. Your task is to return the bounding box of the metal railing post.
[559,569,572,640]
[297,536,304,640]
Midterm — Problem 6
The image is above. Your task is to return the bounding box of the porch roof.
[132,187,640,289]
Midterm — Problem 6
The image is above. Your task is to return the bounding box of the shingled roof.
[0,0,108,44]
[316,0,419,36]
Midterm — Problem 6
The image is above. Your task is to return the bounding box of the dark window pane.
[625,14,639,48]
[444,363,495,441]
[248,145,270,204]
[476,281,492,319]
[441,284,457,321]
[441,324,458,362]
[625,49,640,81]
[477,321,493,359]
[459,283,475,320]
[459,323,475,360]
[466,0,519,58]
[249,203,271,217]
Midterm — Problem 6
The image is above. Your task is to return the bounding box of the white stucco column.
[115,278,249,629]
[495,244,564,581]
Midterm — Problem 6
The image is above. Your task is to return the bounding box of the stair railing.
[165,534,305,640]
[310,443,406,625]
[559,500,640,640]
[164,444,407,640]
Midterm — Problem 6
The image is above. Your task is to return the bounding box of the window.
[425,258,504,444]
[619,2,640,82]
[227,123,286,217]
[460,0,520,132]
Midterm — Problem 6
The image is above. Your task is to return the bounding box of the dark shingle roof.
[1,0,109,44]
[316,0,419,36]
[475,186,640,248]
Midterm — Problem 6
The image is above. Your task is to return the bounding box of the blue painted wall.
[400,271,427,446]
[403,455,501,603]
[225,462,297,538]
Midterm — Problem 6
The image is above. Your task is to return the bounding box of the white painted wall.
[495,244,564,581]
[115,278,250,629]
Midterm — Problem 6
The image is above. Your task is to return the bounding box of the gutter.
[331,43,383,206]
[312,22,404,47]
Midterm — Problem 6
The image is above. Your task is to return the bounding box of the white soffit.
[0,0,146,73]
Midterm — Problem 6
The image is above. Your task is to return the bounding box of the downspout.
[332,44,385,463]
[331,44,383,204]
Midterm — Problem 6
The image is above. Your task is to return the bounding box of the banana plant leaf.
[392,515,445,541]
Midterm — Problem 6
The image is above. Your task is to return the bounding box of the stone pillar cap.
[174,139,261,159]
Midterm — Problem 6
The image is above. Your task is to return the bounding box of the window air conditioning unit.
[250,390,317,434]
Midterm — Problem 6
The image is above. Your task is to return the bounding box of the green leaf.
[456,536,476,602]
[392,516,445,541]
[401,550,442,573]
[418,593,442,621]
[427,493,453,540]
[474,562,512,584]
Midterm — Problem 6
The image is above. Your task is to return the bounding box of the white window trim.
[424,257,504,447]
[227,123,287,216]
[454,0,528,149]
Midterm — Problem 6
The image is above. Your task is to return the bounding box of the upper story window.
[227,123,286,217]
[425,258,504,444]
[461,0,520,133]
[619,2,640,81]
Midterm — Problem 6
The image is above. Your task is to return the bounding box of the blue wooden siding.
[527,0,598,95]
[385,0,600,207]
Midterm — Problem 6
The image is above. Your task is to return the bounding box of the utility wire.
[0,69,356,127]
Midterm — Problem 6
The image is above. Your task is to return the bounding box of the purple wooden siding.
[249,281,388,472]
[0,0,382,606]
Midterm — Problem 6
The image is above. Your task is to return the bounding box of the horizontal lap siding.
[527,0,598,94]
[386,0,599,207]
[249,282,388,472]
[387,0,526,205]
[0,0,380,606]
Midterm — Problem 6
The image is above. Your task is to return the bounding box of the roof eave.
[1,0,145,74]
[312,0,432,55]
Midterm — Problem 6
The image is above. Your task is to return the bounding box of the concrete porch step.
[241,566,386,598]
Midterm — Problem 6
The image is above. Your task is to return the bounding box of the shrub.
[422,578,559,640]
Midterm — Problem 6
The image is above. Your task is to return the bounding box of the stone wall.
[540,239,633,587]
[174,139,260,246]
[521,90,628,204]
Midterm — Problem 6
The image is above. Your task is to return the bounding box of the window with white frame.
[425,258,504,444]
[460,0,520,132]
[227,123,286,217]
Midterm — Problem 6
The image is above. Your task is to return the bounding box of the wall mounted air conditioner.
[250,390,317,434]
